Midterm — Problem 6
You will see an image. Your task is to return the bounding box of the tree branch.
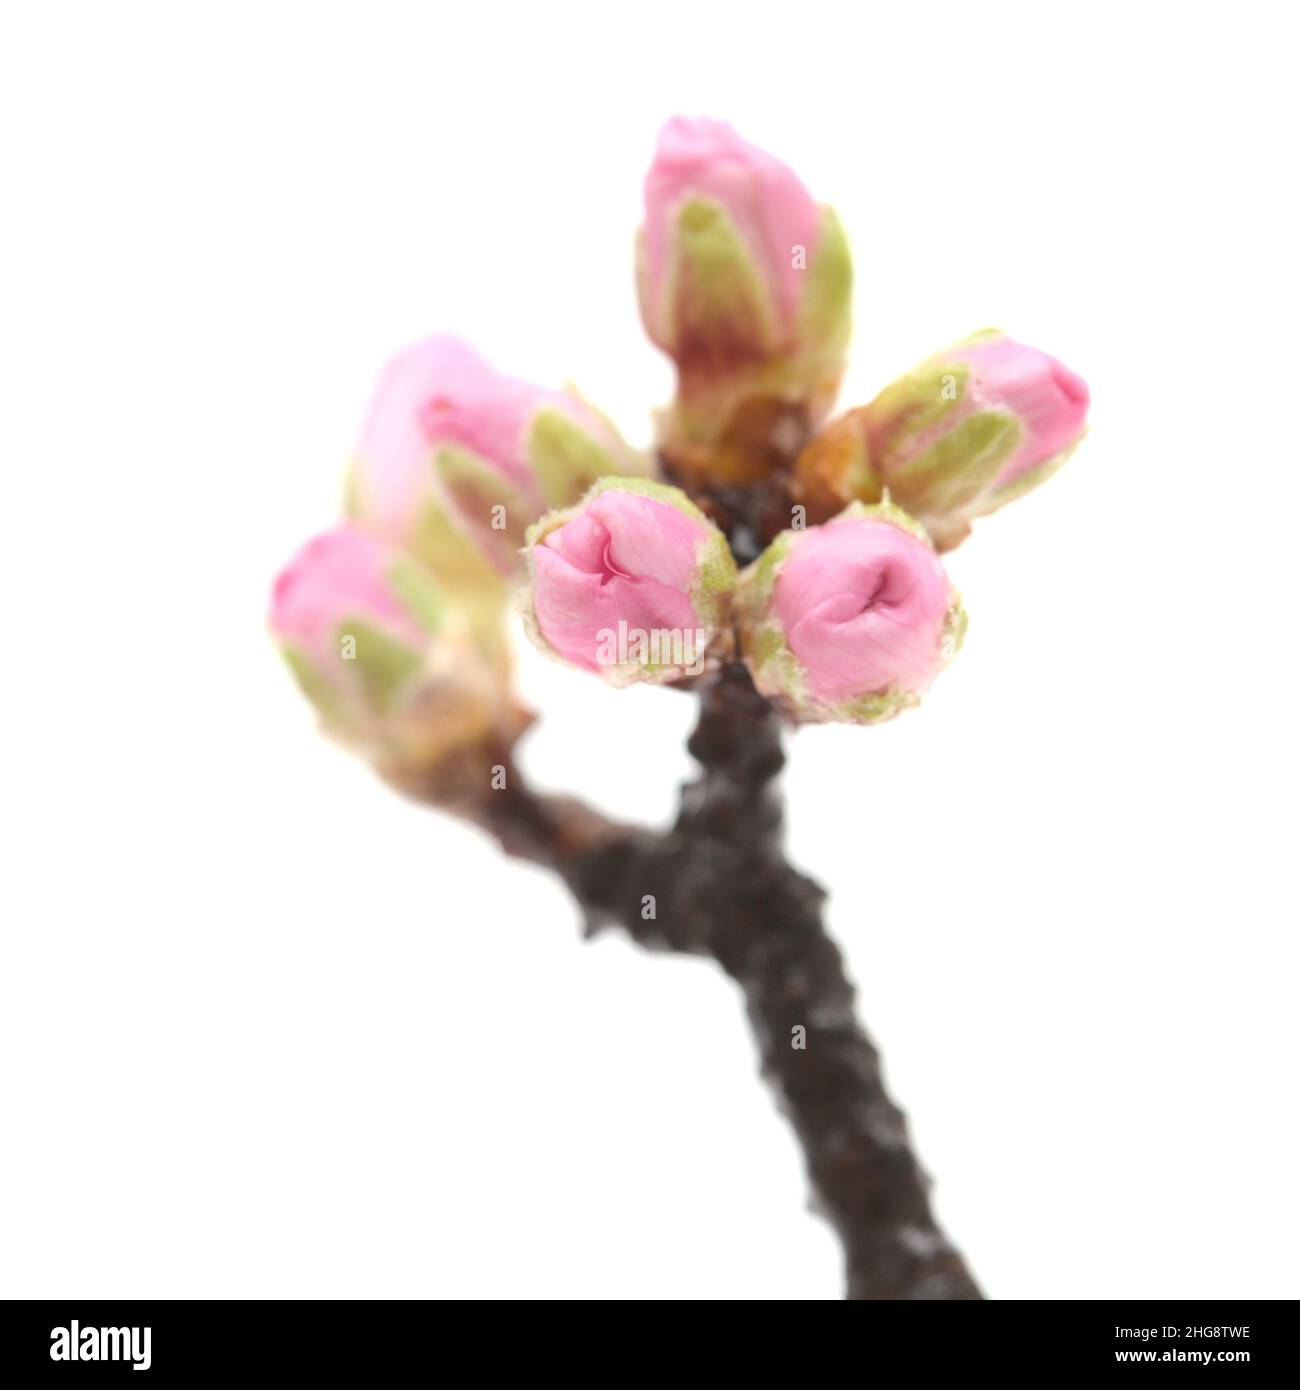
[406,660,981,1300]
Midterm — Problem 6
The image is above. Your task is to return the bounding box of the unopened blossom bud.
[346,335,646,593]
[795,330,1089,550]
[637,117,852,450]
[523,478,737,685]
[270,525,515,771]
[737,502,965,724]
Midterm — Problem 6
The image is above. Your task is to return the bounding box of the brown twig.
[405,659,981,1300]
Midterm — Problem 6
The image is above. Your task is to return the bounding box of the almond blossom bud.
[737,502,965,724]
[637,117,852,450]
[345,335,646,595]
[523,478,737,685]
[270,525,516,772]
[794,331,1089,550]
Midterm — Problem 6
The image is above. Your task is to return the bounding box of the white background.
[2,1,1297,1299]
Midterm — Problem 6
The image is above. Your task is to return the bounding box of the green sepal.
[526,474,717,549]
[692,528,738,630]
[386,553,445,634]
[697,528,738,597]
[735,533,803,711]
[409,498,505,597]
[666,197,778,360]
[528,408,623,508]
[952,327,1005,348]
[832,497,935,546]
[831,687,921,726]
[280,643,351,730]
[586,473,708,514]
[941,595,969,662]
[868,360,970,471]
[747,622,785,670]
[434,444,532,565]
[347,474,508,671]
[796,206,853,361]
[338,617,423,708]
[743,618,802,698]
[737,529,794,618]
[893,409,1022,513]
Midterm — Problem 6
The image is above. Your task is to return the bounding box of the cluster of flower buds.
[517,481,964,725]
[272,115,1091,756]
[271,337,645,776]
[345,335,647,647]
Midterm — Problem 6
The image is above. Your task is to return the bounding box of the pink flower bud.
[737,503,965,724]
[346,335,646,588]
[523,479,737,685]
[796,331,1089,550]
[270,524,509,769]
[637,118,852,447]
